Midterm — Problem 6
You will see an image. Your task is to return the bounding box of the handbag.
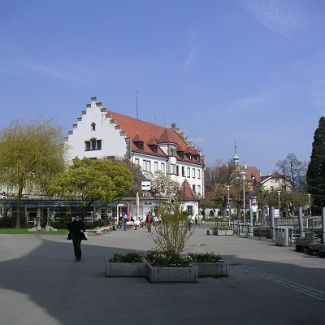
[81,231,88,240]
[67,232,72,240]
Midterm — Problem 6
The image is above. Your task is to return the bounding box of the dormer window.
[177,151,184,158]
[151,145,158,153]
[134,141,144,150]
[91,122,96,131]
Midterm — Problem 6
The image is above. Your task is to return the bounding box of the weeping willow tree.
[0,120,65,228]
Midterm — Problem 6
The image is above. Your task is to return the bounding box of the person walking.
[122,213,128,231]
[67,216,86,261]
[145,212,153,232]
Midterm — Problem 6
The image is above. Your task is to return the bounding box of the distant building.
[259,173,293,192]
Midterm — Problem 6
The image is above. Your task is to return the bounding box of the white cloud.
[241,0,304,36]
[23,63,93,83]
[231,89,273,112]
[183,48,198,70]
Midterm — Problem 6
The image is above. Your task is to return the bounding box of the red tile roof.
[179,180,199,201]
[107,111,203,165]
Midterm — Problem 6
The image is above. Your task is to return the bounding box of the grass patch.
[0,228,68,235]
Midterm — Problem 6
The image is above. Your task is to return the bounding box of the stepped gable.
[107,111,203,164]
[179,179,199,201]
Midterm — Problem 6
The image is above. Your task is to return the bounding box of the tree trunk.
[16,187,23,228]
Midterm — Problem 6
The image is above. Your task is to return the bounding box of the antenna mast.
[136,90,139,120]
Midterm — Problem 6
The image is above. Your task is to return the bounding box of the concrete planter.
[145,262,198,283]
[196,261,229,277]
[105,259,146,277]
[213,230,233,236]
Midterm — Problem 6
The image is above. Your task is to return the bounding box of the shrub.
[188,252,223,263]
[109,252,144,263]
[151,201,192,255]
[146,250,193,267]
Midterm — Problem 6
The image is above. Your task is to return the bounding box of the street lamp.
[226,185,231,226]
[277,190,281,210]
[240,172,247,223]
[307,193,311,228]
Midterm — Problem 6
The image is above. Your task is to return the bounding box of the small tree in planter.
[151,201,192,255]
[146,201,197,282]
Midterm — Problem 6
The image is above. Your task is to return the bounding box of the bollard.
[322,208,325,245]
[298,207,305,238]
[270,207,275,241]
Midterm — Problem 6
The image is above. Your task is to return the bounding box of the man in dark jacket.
[67,216,86,261]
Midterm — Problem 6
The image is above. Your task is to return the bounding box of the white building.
[65,97,205,217]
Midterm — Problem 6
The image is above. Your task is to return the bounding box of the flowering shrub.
[146,250,193,267]
[188,252,223,263]
[109,252,144,263]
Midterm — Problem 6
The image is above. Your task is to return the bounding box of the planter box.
[196,261,229,277]
[145,262,198,283]
[213,230,233,236]
[105,259,146,277]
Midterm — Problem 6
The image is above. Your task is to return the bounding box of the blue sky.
[1,0,325,175]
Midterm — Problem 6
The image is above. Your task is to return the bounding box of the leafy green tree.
[122,159,147,196]
[307,117,325,207]
[0,120,65,228]
[151,201,192,254]
[49,158,133,217]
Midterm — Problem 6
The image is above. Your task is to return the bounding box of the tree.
[49,158,133,217]
[151,201,192,254]
[307,117,325,207]
[276,153,307,190]
[146,171,179,199]
[122,159,147,196]
[0,120,65,228]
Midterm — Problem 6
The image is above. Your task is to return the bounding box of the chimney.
[171,123,176,129]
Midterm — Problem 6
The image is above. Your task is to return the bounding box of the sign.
[141,181,151,191]
[274,209,280,218]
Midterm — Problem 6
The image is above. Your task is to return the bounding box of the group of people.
[121,212,153,232]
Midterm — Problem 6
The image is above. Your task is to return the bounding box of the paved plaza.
[0,226,325,325]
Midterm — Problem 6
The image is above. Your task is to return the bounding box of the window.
[182,166,185,177]
[169,164,176,174]
[142,160,151,172]
[187,167,190,178]
[134,158,140,165]
[91,122,96,131]
[85,138,102,151]
[161,163,165,173]
[192,168,196,178]
[197,169,201,179]
[154,161,158,172]
[176,165,179,176]
[197,185,201,195]
[192,185,196,192]
[135,141,144,150]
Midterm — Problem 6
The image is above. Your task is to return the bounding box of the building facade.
[65,97,205,218]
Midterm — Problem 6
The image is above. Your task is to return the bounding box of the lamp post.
[226,185,231,226]
[307,193,311,228]
[240,172,247,223]
[277,190,281,217]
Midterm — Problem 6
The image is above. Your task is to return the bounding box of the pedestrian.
[146,212,152,232]
[187,213,192,230]
[123,213,128,231]
[67,216,86,261]
[195,215,198,225]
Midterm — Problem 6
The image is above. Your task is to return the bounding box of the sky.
[1,0,325,175]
